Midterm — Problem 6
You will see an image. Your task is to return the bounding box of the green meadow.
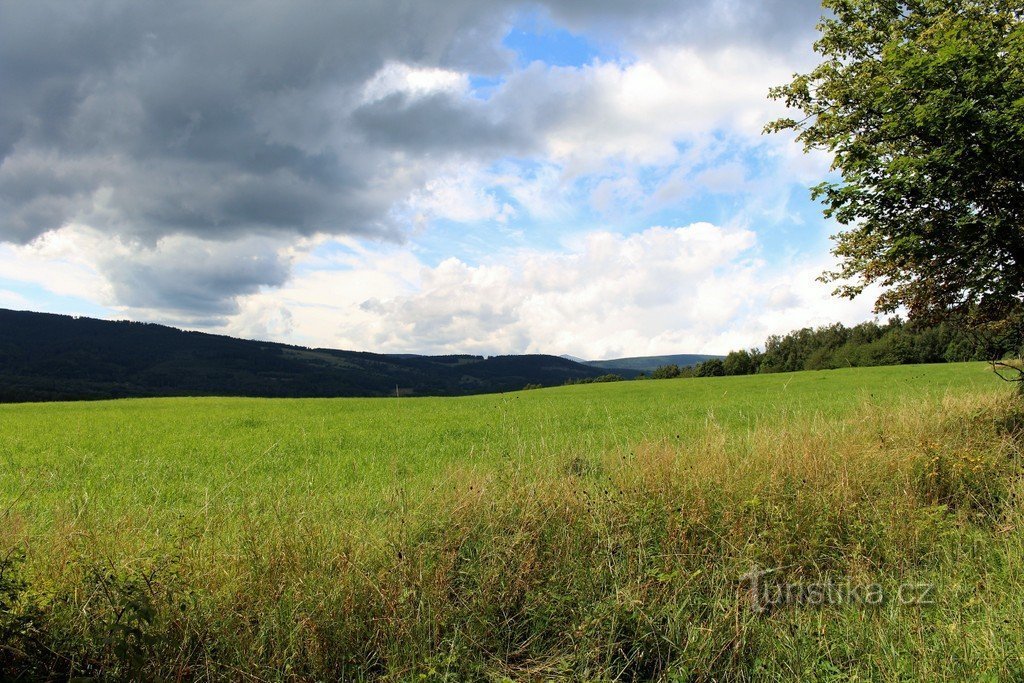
[2,362,1023,680]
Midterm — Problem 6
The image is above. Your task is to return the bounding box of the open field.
[2,363,1023,679]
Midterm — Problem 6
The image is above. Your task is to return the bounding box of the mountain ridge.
[583,353,723,373]
[0,308,641,402]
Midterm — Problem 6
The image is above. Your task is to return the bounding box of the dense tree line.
[562,374,626,385]
[648,318,1023,379]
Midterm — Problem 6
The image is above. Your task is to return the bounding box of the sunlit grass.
[1,362,1021,679]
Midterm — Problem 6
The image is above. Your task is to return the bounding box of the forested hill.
[0,309,632,402]
[585,354,721,373]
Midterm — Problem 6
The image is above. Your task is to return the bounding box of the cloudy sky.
[0,0,876,359]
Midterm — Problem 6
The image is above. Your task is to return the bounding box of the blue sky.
[0,0,875,358]
[502,10,615,67]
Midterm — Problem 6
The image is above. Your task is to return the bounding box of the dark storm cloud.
[0,0,822,315]
[0,0,519,245]
[97,236,293,317]
[544,0,824,52]
[351,91,533,152]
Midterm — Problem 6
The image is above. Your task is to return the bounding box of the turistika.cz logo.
[740,567,935,611]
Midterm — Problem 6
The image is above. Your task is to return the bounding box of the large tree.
[767,0,1024,341]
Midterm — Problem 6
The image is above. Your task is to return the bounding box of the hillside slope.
[585,353,722,372]
[0,308,628,401]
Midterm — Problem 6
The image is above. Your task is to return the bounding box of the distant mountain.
[584,354,723,373]
[0,309,639,403]
[559,354,587,363]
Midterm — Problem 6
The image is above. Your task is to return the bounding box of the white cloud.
[491,44,806,173]
[0,219,877,358]
[0,225,303,324]
[214,223,875,358]
[361,62,470,103]
[401,164,513,226]
[0,227,112,303]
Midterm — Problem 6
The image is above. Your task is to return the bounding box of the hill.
[0,308,632,402]
[584,353,722,372]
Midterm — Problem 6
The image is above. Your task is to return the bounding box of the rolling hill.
[583,353,723,372]
[0,308,638,402]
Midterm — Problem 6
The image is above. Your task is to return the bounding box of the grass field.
[1,362,1022,680]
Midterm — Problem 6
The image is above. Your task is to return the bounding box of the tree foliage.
[694,358,726,377]
[723,350,755,376]
[767,0,1024,326]
[640,318,1020,381]
[747,318,1017,374]
[650,364,683,379]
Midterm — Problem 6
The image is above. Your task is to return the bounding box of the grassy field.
[1,362,1022,680]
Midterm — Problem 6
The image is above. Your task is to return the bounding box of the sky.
[0,0,879,359]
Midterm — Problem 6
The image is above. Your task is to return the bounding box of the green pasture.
[2,362,1022,680]
[0,363,998,534]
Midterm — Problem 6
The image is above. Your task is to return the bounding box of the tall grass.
[1,367,1022,679]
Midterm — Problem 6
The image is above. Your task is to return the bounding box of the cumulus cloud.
[0,0,845,347]
[0,227,111,303]
[0,225,301,324]
[0,218,876,356]
[95,234,295,319]
[544,0,822,53]
[0,1,516,247]
[216,224,874,359]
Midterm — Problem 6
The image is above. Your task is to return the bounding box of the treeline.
[562,373,626,385]
[646,318,1022,379]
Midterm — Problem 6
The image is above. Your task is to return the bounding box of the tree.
[694,359,725,377]
[766,1,1024,376]
[651,364,682,379]
[723,350,754,375]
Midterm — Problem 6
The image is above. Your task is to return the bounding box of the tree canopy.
[767,0,1024,327]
